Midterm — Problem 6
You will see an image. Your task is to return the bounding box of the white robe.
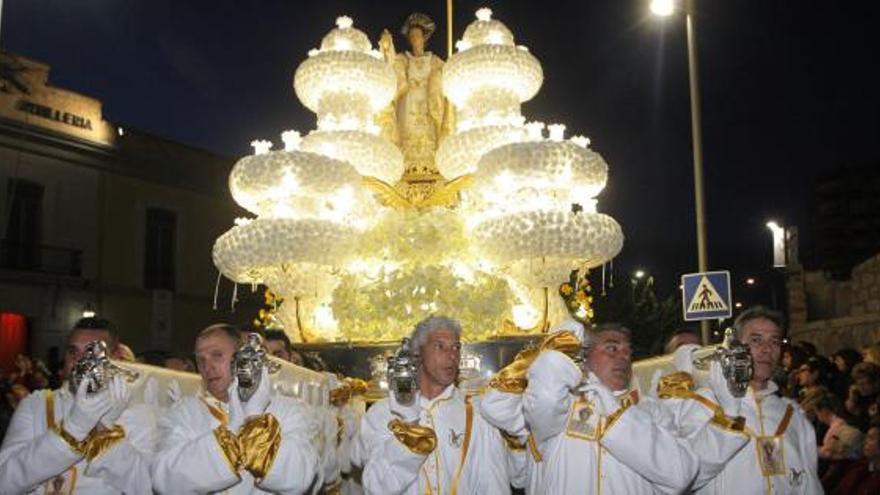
[337,400,364,495]
[523,350,699,494]
[151,393,320,494]
[668,381,823,494]
[356,385,511,495]
[478,388,538,493]
[0,387,156,495]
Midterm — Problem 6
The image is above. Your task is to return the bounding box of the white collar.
[418,383,457,409]
[750,380,779,401]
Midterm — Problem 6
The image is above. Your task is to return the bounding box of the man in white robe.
[151,324,320,494]
[0,317,156,494]
[523,322,702,494]
[355,315,511,494]
[664,306,823,494]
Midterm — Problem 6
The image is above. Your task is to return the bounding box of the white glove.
[143,377,159,408]
[167,379,182,404]
[65,379,112,441]
[646,369,663,400]
[226,378,246,432]
[389,391,421,424]
[580,380,620,417]
[243,366,272,418]
[709,360,742,417]
[101,375,131,427]
[672,344,699,374]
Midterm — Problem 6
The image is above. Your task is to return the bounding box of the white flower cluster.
[435,124,529,178]
[263,264,337,301]
[319,16,373,53]
[454,89,524,131]
[228,150,364,217]
[354,208,471,266]
[301,130,403,183]
[458,8,516,48]
[330,264,513,342]
[294,50,395,119]
[472,211,623,265]
[444,10,542,132]
[443,45,542,117]
[212,218,357,283]
[468,140,610,217]
[313,92,376,131]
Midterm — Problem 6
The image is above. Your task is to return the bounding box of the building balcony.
[0,239,82,277]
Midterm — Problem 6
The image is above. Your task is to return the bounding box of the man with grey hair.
[356,315,512,494]
[663,306,822,493]
[523,322,702,493]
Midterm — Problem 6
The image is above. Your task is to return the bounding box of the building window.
[2,178,43,270]
[144,208,176,291]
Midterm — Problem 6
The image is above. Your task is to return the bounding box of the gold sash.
[44,391,77,495]
[423,395,474,495]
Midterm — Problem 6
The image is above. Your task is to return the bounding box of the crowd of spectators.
[775,339,880,493]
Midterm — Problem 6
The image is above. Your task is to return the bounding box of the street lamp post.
[652,0,710,343]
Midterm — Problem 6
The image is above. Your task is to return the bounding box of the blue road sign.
[682,271,733,321]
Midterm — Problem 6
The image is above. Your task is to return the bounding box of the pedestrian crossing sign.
[681,271,733,321]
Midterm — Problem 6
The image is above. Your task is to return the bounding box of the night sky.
[6,0,879,303]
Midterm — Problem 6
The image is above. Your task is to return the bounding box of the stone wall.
[788,252,880,353]
[851,254,880,315]
[789,314,880,354]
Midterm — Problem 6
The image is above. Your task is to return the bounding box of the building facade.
[0,51,253,372]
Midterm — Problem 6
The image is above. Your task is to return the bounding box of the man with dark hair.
[262,329,306,367]
[0,318,156,493]
[669,305,822,493]
[664,327,702,354]
[152,323,319,493]
[262,329,291,360]
[522,322,705,493]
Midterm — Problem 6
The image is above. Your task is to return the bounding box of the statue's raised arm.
[378,28,396,62]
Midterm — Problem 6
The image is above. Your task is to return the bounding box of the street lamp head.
[766,220,784,233]
[634,269,646,279]
[766,220,787,268]
[650,0,676,17]
[746,277,756,286]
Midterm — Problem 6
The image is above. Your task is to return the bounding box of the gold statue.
[378,13,453,204]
